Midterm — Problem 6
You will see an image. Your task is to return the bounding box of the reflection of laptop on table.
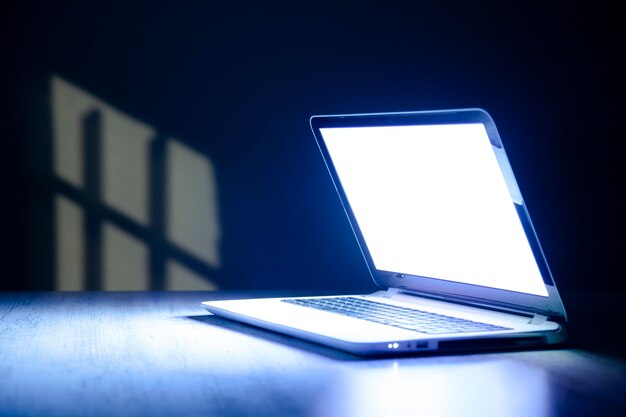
[203,108,568,355]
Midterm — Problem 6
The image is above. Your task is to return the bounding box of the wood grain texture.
[0,291,625,417]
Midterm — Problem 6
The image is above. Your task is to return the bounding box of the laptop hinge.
[384,287,402,298]
[528,314,548,325]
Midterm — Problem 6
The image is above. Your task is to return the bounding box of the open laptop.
[202,108,568,355]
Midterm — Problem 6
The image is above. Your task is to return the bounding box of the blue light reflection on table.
[317,359,549,417]
[1,292,625,417]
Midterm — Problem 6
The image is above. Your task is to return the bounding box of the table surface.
[1,291,625,417]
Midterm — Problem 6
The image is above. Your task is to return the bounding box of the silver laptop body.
[203,108,567,355]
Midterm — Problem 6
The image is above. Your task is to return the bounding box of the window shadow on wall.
[27,75,221,291]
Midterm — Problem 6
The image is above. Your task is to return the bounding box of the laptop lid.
[310,109,566,321]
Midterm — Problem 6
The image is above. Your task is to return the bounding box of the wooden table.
[1,291,625,416]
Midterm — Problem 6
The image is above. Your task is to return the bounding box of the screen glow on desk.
[318,360,550,417]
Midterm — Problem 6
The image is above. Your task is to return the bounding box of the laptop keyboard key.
[282,296,512,334]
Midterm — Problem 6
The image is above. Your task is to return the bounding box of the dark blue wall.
[1,1,623,292]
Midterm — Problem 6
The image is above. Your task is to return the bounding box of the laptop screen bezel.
[310,108,567,320]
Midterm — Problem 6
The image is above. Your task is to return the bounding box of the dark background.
[1,1,623,293]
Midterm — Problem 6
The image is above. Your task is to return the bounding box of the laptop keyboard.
[281,296,512,334]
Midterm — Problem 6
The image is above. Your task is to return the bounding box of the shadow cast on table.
[558,291,626,361]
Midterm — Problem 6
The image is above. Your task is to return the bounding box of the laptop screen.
[318,122,549,297]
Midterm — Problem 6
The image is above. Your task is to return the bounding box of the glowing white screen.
[320,124,548,296]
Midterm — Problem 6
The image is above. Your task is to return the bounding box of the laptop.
[202,108,568,355]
